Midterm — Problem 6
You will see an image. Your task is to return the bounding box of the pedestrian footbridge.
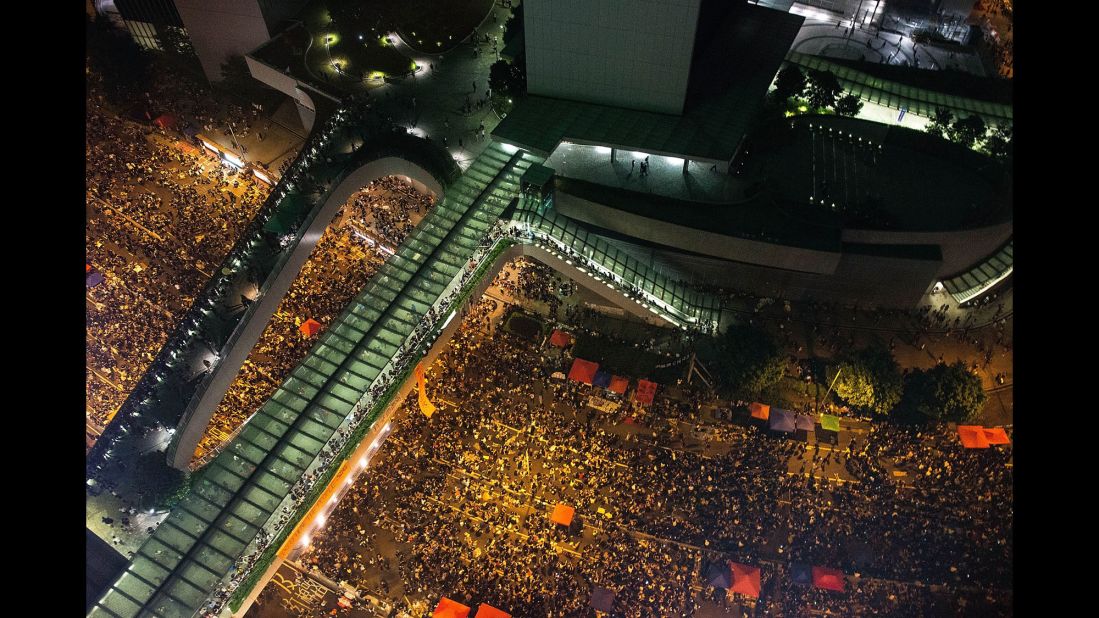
[91,126,726,617]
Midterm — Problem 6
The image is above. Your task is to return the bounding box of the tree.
[133,451,191,509]
[489,58,526,97]
[948,113,988,148]
[982,123,1013,163]
[832,346,903,415]
[901,361,986,424]
[718,322,787,396]
[503,3,525,44]
[925,107,954,139]
[834,92,864,117]
[772,65,806,103]
[806,69,842,111]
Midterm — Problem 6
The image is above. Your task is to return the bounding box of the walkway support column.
[682,158,689,175]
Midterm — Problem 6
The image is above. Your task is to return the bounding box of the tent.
[86,263,92,273]
[790,563,813,585]
[608,375,629,395]
[769,408,796,433]
[983,427,1011,445]
[729,562,761,598]
[153,113,180,129]
[634,379,658,405]
[474,604,511,618]
[550,503,575,526]
[704,562,731,589]
[795,414,815,431]
[87,272,106,287]
[549,329,573,348]
[957,425,990,449]
[589,587,616,612]
[819,414,841,432]
[593,369,612,389]
[749,402,770,420]
[812,566,846,592]
[182,123,200,139]
[568,358,599,385]
[433,598,471,618]
[300,319,323,337]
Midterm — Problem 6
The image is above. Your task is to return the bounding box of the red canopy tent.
[153,113,180,129]
[983,427,1011,445]
[608,375,629,395]
[433,598,471,618]
[812,566,846,592]
[549,329,573,348]
[568,358,599,385]
[729,562,761,598]
[474,604,511,618]
[300,319,323,337]
[957,425,990,449]
[634,379,658,405]
[749,402,770,420]
[550,503,575,526]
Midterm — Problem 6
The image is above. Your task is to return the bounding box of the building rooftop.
[740,115,1011,232]
[493,4,803,162]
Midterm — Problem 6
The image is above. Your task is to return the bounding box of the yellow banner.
[415,361,436,418]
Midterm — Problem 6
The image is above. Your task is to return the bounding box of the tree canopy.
[773,65,806,102]
[949,114,988,148]
[86,15,152,103]
[834,92,864,117]
[718,322,787,397]
[925,107,954,140]
[832,346,903,415]
[902,361,986,424]
[806,69,842,110]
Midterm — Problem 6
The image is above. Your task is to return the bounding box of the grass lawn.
[572,333,676,380]
[505,312,545,342]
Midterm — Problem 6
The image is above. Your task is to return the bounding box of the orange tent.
[749,402,770,420]
[549,329,573,348]
[729,562,761,598]
[812,566,846,592]
[550,503,575,526]
[86,263,92,273]
[983,427,1011,445]
[474,604,511,618]
[608,375,629,395]
[300,319,323,337]
[957,425,990,449]
[433,598,471,618]
[568,358,599,385]
[634,379,658,405]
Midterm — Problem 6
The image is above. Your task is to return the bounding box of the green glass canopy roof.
[784,51,1013,123]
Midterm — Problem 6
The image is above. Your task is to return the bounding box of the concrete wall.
[598,232,940,309]
[524,0,701,114]
[175,0,272,82]
[841,220,1012,279]
[170,159,444,469]
[554,190,842,275]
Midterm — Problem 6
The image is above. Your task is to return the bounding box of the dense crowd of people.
[194,177,435,462]
[86,71,270,433]
[291,291,1012,617]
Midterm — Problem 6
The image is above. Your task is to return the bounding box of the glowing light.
[501,143,518,154]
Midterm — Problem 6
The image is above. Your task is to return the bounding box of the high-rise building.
[101,0,308,82]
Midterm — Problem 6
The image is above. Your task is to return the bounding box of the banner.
[414,362,436,418]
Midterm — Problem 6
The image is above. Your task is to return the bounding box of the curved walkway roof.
[784,51,1013,123]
